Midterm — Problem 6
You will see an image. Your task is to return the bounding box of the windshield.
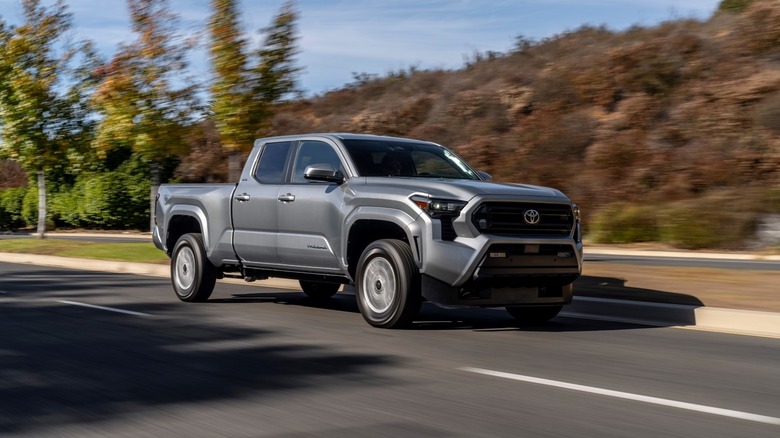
[342,139,479,180]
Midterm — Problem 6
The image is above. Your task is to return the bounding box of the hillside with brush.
[264,2,780,249]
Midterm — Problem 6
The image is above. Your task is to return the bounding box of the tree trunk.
[228,150,242,182]
[36,170,47,239]
[150,162,161,232]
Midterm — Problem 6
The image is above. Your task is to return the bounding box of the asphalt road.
[1,262,779,437]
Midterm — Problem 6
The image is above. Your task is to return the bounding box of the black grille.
[472,202,573,237]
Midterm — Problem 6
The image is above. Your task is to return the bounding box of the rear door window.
[254,141,292,184]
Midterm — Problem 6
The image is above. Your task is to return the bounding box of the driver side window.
[292,141,344,183]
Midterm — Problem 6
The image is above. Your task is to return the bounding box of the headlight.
[573,204,581,222]
[411,195,466,218]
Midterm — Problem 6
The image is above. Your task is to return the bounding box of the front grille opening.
[440,216,457,241]
[472,202,574,237]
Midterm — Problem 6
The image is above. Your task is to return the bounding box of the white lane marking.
[56,300,152,317]
[460,367,780,426]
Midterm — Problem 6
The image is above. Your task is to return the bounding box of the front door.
[277,140,348,272]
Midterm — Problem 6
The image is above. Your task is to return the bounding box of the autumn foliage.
[2,1,779,248]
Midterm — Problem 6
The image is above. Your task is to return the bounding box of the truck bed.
[154,183,238,264]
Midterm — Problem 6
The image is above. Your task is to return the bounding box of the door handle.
[234,193,251,202]
[277,193,295,202]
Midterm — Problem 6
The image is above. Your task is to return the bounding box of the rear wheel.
[356,239,421,328]
[171,233,217,302]
[505,305,563,324]
[299,280,340,300]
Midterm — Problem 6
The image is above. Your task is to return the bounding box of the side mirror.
[477,171,493,181]
[304,163,345,184]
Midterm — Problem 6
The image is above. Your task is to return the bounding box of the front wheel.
[356,239,421,329]
[505,305,563,324]
[171,233,217,302]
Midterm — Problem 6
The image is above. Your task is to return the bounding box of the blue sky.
[0,0,722,96]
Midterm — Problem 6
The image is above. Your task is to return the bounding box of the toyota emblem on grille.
[523,209,540,225]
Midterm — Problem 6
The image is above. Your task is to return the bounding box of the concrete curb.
[585,247,780,261]
[1,252,778,338]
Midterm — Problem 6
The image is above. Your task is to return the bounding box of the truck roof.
[253,133,437,147]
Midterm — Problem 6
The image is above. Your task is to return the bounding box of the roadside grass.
[0,239,169,264]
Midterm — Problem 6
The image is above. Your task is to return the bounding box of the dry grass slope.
[265,3,780,249]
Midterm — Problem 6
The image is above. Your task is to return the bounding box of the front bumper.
[422,275,574,308]
[418,217,582,308]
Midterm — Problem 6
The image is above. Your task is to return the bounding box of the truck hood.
[357,177,569,203]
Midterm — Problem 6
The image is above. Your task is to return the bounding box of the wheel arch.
[165,206,208,255]
[344,207,421,279]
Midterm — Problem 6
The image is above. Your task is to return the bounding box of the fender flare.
[165,205,210,252]
[343,206,423,266]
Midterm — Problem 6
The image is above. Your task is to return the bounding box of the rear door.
[232,140,293,266]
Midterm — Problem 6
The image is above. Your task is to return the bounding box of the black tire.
[355,239,422,328]
[299,280,340,300]
[171,233,217,302]
[505,305,563,324]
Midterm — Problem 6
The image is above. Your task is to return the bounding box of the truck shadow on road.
[574,275,704,306]
[228,274,703,332]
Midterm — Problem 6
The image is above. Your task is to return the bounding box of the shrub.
[718,0,755,13]
[50,187,83,227]
[589,203,660,244]
[738,1,780,53]
[766,189,780,213]
[658,205,756,249]
[0,188,28,230]
[588,189,775,249]
[754,92,780,135]
[48,155,151,230]
[21,184,39,227]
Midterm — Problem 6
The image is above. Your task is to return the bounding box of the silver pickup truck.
[153,133,582,328]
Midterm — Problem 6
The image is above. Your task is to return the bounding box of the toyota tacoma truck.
[153,133,583,328]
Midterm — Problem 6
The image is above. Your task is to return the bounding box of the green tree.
[0,0,97,237]
[92,0,198,230]
[254,1,302,104]
[209,0,262,180]
[208,0,302,180]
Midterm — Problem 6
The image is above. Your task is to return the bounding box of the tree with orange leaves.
[92,0,199,231]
